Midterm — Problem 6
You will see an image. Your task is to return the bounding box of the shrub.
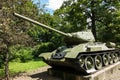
[32,42,53,58]
[10,45,33,62]
[19,48,33,62]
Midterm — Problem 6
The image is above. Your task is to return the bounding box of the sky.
[33,0,65,14]
[47,0,65,10]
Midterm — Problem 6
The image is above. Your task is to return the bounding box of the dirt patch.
[10,66,62,80]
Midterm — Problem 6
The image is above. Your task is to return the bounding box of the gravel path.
[10,66,62,80]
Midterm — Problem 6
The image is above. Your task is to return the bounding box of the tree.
[0,0,38,79]
[54,0,120,41]
[54,0,87,33]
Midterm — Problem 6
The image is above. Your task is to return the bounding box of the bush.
[32,33,65,58]
[32,42,54,58]
[10,45,34,62]
[19,48,33,62]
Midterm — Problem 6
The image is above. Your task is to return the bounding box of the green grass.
[0,61,47,77]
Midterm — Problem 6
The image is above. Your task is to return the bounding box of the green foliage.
[18,48,33,62]
[28,25,49,42]
[33,42,50,58]
[33,42,54,57]
[31,30,64,58]
[54,0,87,32]
[54,0,120,43]
[97,9,120,43]
[27,13,65,58]
[10,46,34,62]
[0,69,4,77]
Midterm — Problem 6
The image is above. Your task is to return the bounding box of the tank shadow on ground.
[30,71,62,80]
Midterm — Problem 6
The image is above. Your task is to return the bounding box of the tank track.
[74,49,120,74]
[44,49,120,74]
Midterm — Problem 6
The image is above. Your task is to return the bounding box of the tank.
[14,12,120,74]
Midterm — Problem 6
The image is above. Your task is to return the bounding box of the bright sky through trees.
[33,0,65,14]
[47,0,65,10]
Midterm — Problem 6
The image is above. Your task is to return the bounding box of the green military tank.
[14,13,120,74]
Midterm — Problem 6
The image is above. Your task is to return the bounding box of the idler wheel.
[113,53,119,63]
[85,56,94,70]
[79,56,84,67]
[94,55,102,70]
[102,54,109,66]
[108,53,113,64]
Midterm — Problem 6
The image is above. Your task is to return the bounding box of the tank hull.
[41,49,120,74]
[44,59,94,74]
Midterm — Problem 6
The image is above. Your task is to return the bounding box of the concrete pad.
[48,62,120,80]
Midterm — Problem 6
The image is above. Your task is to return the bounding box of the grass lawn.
[0,61,47,77]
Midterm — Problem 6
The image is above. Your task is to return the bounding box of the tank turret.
[14,13,95,45]
[14,12,120,74]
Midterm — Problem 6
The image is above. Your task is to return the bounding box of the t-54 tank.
[14,13,120,74]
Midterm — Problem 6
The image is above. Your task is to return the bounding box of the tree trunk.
[4,50,9,80]
[91,0,97,40]
[91,10,96,40]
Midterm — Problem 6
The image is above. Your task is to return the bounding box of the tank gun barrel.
[14,12,72,37]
